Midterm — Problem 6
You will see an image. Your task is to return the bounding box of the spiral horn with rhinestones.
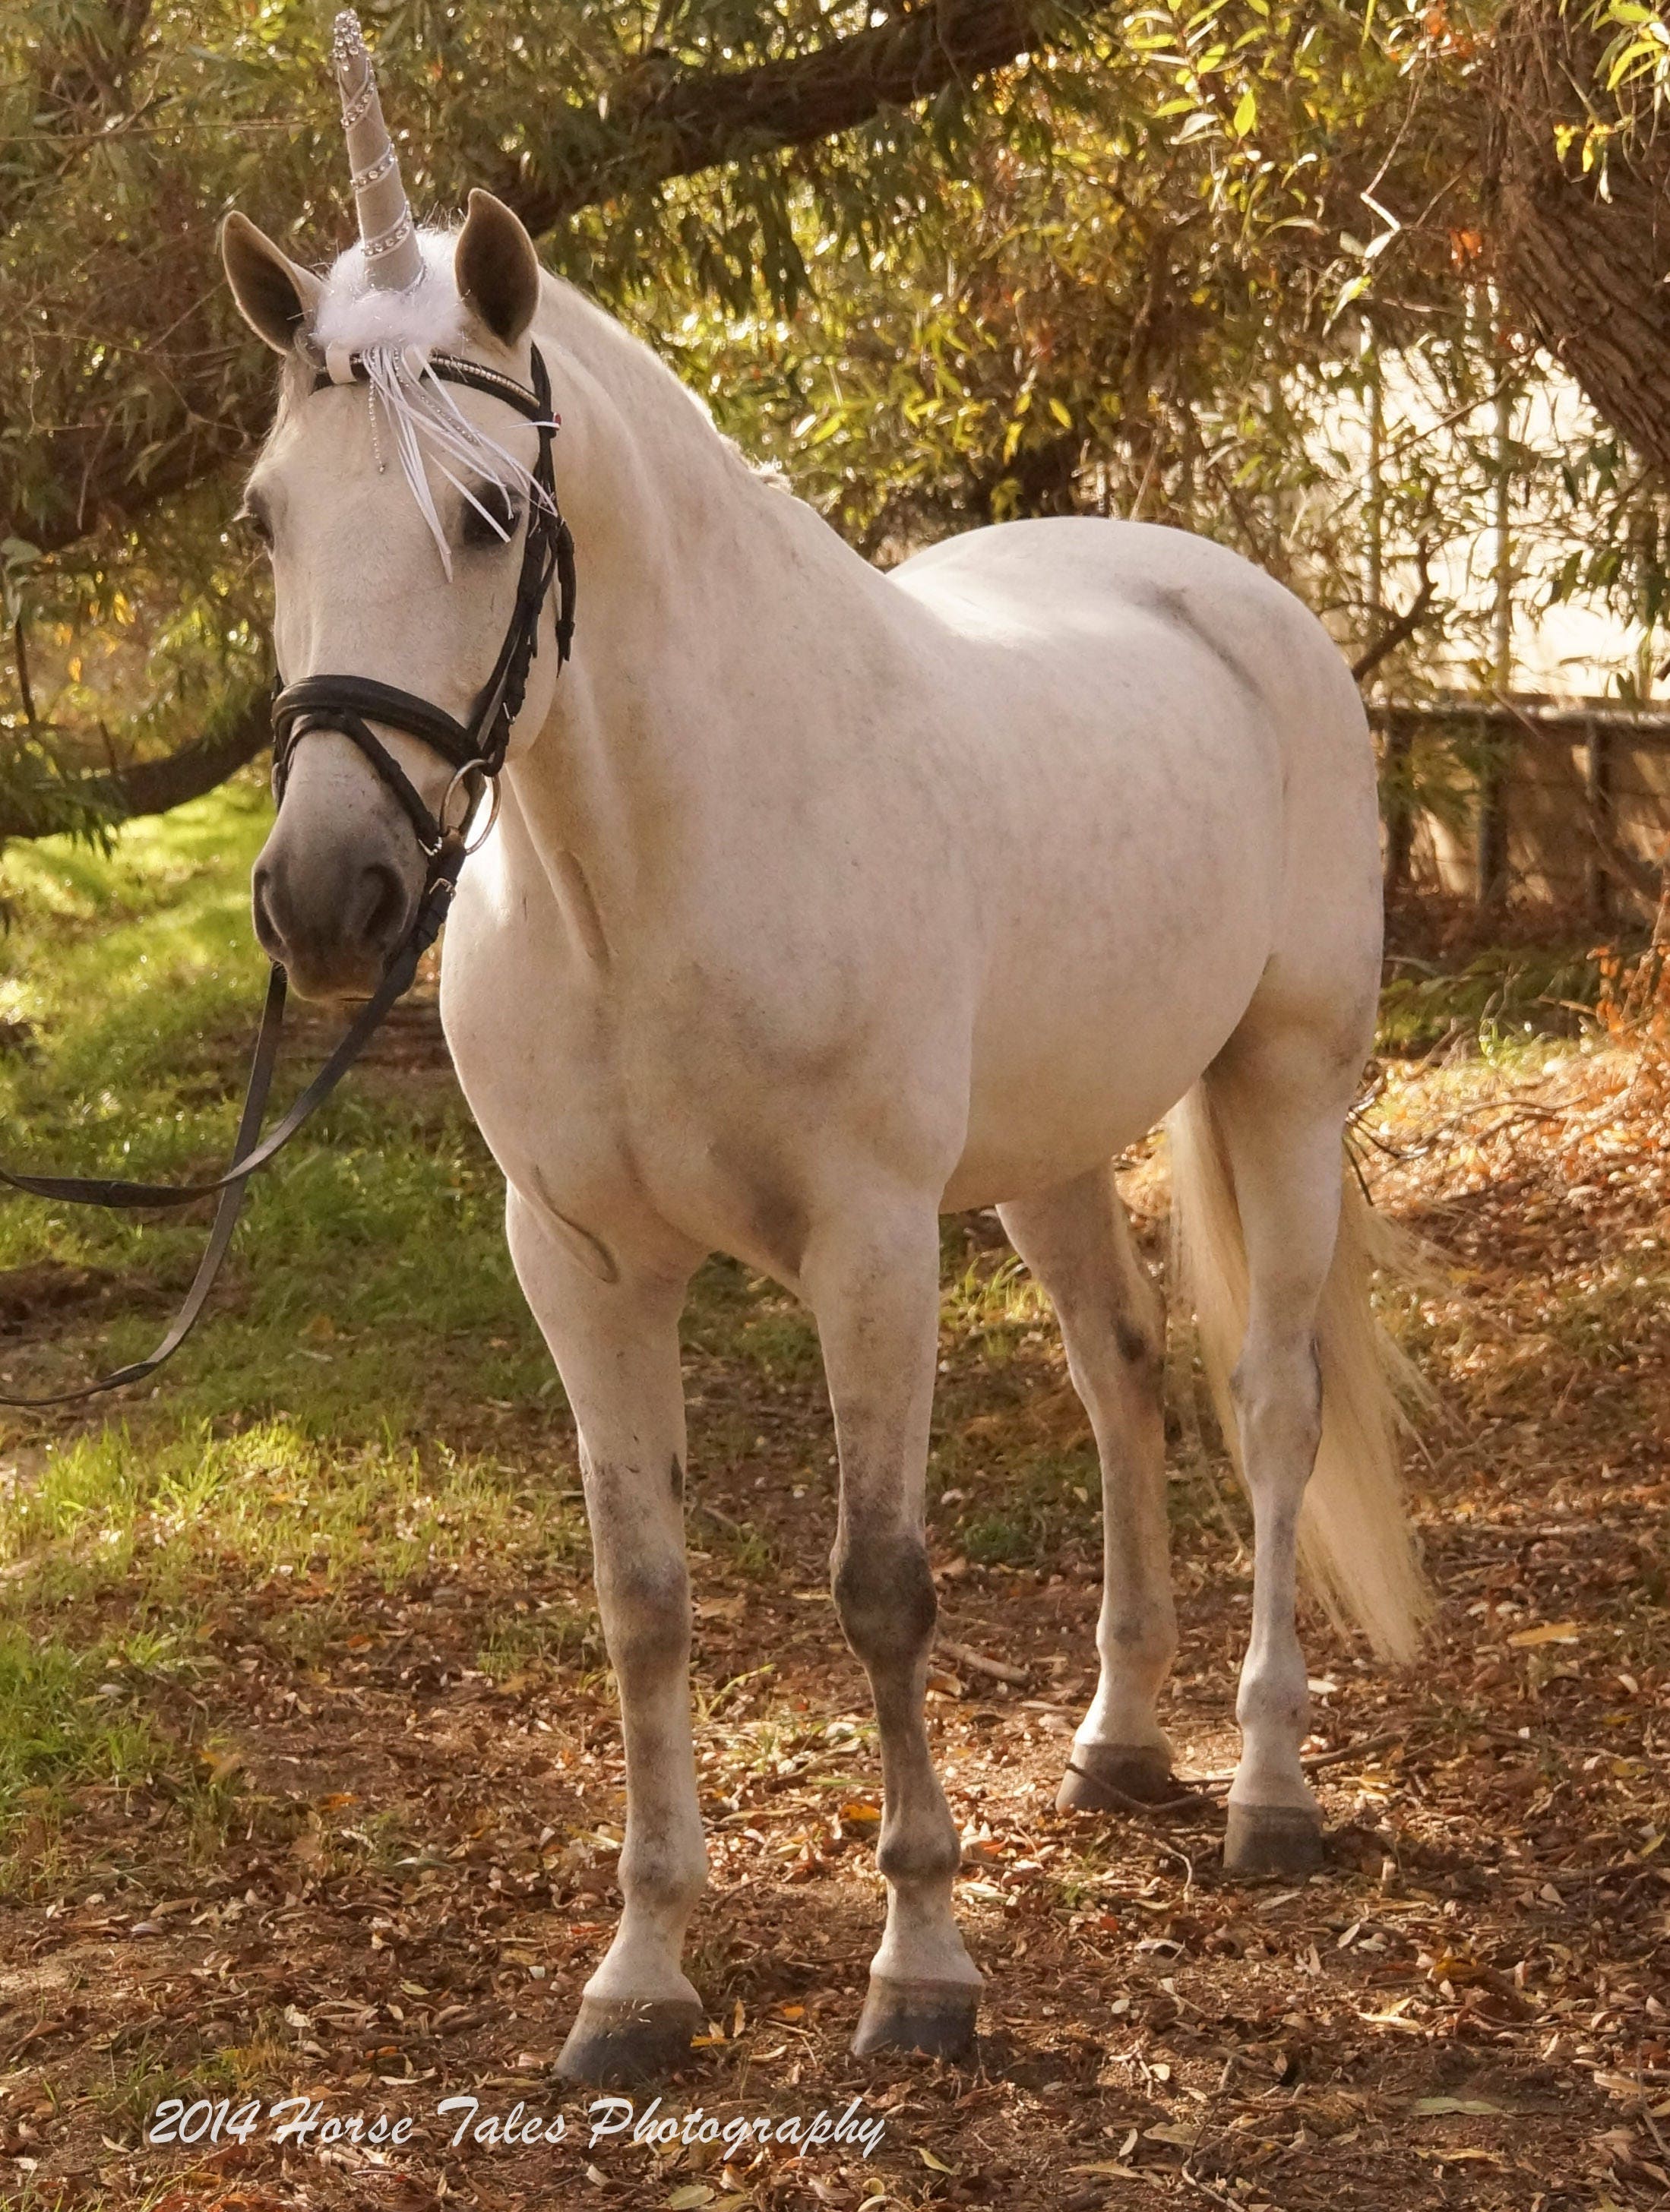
[332,8,423,291]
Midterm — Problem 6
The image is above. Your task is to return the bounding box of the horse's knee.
[596,1554,690,1681]
[832,1525,937,1675]
[1112,1309,1166,1397]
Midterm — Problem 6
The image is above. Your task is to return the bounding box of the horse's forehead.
[261,385,375,485]
[263,368,530,486]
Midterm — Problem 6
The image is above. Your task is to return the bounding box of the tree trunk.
[1483,0,1670,481]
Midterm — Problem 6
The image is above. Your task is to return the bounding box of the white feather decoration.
[353,345,552,578]
[311,235,551,577]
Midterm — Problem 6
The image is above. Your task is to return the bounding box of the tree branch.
[511,0,1091,229]
[1352,550,1438,686]
[0,695,267,842]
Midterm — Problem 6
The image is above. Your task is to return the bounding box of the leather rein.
[0,341,573,1408]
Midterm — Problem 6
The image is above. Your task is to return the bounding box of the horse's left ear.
[455,189,541,348]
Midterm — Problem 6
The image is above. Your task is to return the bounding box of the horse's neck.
[505,285,897,908]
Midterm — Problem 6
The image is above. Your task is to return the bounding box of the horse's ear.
[454,189,540,348]
[221,212,323,354]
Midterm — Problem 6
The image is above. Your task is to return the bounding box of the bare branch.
[0,696,267,842]
[1353,548,1438,686]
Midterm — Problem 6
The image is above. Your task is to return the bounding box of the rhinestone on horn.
[332,9,424,291]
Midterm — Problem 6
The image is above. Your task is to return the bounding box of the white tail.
[1167,1085,1430,1664]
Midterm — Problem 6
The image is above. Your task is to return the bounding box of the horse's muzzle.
[252,829,419,1002]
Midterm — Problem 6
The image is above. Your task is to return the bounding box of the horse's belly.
[945,943,1267,1208]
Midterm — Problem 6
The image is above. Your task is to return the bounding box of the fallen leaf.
[1594,2071,1644,2100]
[666,2190,716,2210]
[1412,2096,1510,2116]
[917,2147,954,2172]
[1507,1620,1580,1648]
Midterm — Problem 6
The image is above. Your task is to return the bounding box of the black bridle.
[0,341,573,1408]
[274,344,573,853]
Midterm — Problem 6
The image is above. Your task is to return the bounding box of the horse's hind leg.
[1200,1022,1361,1875]
[1000,1165,1178,1809]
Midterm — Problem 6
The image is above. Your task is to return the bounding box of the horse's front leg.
[505,1190,708,2086]
[806,1199,981,2060]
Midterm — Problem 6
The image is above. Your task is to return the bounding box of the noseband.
[0,341,574,1406]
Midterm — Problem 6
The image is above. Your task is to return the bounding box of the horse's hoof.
[554,1996,704,2087]
[1223,1801,1324,1877]
[851,1977,979,2062]
[1056,1743,1178,1812]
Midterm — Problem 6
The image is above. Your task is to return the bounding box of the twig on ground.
[1197,1729,1401,1784]
[939,1638,1030,1686]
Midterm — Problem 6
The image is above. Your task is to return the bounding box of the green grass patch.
[0,795,596,1853]
[0,1630,174,1844]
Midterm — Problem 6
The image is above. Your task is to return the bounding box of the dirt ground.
[2,1022,1668,2212]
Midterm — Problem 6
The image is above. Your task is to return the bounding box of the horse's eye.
[237,502,272,550]
[462,485,520,548]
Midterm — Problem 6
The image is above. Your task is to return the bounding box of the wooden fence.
[1371,696,1670,922]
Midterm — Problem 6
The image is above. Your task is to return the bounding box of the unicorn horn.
[331,9,424,291]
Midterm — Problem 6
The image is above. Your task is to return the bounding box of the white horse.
[222,166,1425,2081]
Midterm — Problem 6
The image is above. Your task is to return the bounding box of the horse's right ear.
[220,212,323,354]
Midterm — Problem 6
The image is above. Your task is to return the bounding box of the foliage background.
[7,0,1670,868]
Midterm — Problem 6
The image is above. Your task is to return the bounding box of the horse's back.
[892,517,1363,744]
[891,514,1378,951]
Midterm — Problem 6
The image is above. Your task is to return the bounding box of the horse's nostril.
[356,861,412,950]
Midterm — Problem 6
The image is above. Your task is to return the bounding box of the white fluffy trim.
[312,227,471,355]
